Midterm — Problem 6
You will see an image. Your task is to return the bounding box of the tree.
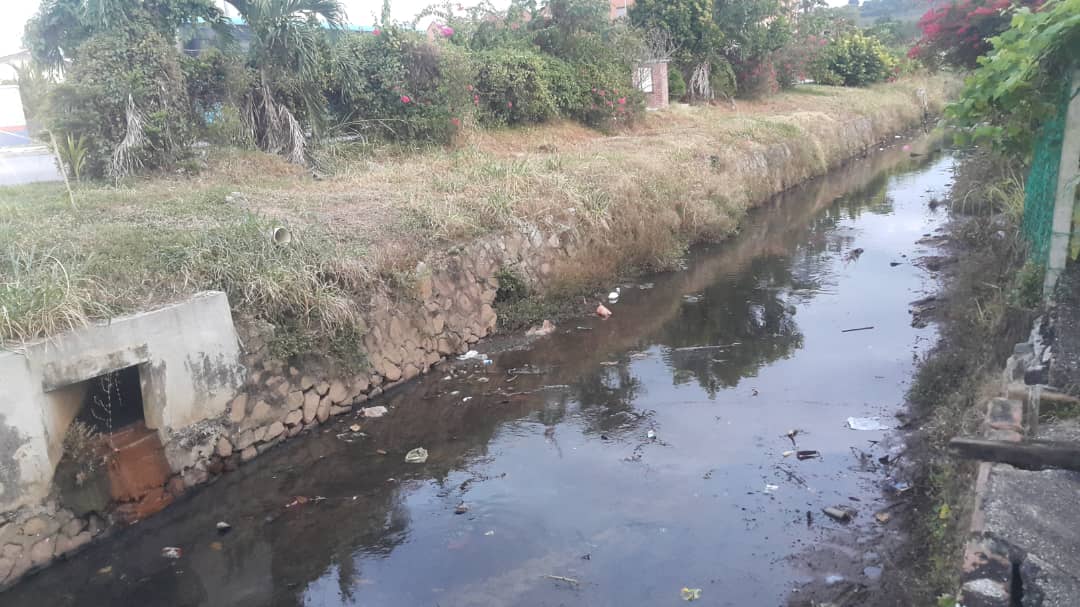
[629,0,724,100]
[909,0,1044,68]
[715,0,791,63]
[948,0,1080,156]
[228,0,346,162]
[24,0,229,69]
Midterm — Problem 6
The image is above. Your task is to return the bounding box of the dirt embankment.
[0,76,957,349]
[879,150,1037,604]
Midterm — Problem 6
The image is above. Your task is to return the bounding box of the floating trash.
[362,406,388,418]
[823,506,855,522]
[681,587,703,601]
[846,417,892,431]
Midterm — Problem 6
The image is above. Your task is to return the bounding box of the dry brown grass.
[0,75,957,345]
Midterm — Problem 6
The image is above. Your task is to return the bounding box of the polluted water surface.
[5,137,953,607]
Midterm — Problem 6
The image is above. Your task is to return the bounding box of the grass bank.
[891,149,1038,602]
[0,76,956,347]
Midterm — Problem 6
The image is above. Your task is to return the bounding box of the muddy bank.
[877,149,1035,604]
[1,136,958,605]
[0,83,952,589]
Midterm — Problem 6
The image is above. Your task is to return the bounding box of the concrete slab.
[0,148,61,185]
[0,292,243,512]
[981,461,1080,606]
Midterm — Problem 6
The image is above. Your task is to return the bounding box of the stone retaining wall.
[199,226,573,482]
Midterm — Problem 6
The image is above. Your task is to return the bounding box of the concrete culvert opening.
[54,365,174,521]
[76,365,145,433]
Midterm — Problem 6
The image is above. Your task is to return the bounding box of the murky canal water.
[5,139,954,607]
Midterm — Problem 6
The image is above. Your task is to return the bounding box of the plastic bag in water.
[846,417,892,431]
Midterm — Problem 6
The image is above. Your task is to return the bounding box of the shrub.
[473,48,572,125]
[947,0,1080,156]
[554,28,644,128]
[708,58,738,100]
[734,57,778,99]
[812,32,896,87]
[181,49,254,146]
[326,30,476,143]
[46,26,195,179]
[668,67,687,99]
[773,35,829,89]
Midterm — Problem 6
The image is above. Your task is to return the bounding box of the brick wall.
[633,61,668,110]
[609,0,633,19]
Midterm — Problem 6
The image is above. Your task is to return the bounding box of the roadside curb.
[0,145,51,157]
[957,320,1049,606]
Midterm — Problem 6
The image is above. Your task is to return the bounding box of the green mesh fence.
[1023,84,1070,265]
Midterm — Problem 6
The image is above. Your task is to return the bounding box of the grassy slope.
[0,76,955,345]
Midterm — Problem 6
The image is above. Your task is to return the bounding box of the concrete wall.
[0,292,243,512]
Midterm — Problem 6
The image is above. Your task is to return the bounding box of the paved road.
[0,147,62,186]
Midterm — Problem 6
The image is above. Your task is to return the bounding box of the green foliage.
[13,63,53,135]
[864,17,919,49]
[1010,261,1044,309]
[474,48,571,125]
[709,58,738,99]
[910,0,1042,70]
[24,0,228,69]
[495,267,529,303]
[326,30,475,142]
[59,134,88,182]
[947,0,1080,157]
[716,0,792,63]
[668,67,687,98]
[630,0,725,65]
[773,35,828,89]
[531,0,613,57]
[46,26,195,178]
[734,56,778,98]
[812,31,896,86]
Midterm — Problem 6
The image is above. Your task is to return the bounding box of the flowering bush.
[909,0,1044,69]
[576,86,641,130]
[473,49,573,125]
[734,57,779,99]
[948,0,1080,156]
[324,30,476,143]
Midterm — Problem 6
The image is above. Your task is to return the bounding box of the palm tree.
[226,0,347,163]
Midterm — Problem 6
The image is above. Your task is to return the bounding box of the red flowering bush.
[909,0,1044,68]
[576,87,640,131]
[734,57,779,99]
[324,30,476,143]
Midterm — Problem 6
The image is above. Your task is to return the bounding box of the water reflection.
[4,139,951,607]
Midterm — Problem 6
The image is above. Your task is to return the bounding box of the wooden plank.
[949,437,1080,472]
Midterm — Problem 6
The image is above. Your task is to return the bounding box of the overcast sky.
[4,0,851,56]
